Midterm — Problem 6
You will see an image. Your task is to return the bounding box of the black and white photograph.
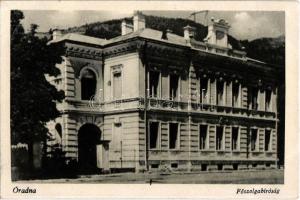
[0,1,298,198]
[9,9,286,184]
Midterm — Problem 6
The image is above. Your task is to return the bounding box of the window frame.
[231,126,240,151]
[168,122,180,150]
[264,129,272,152]
[79,67,98,101]
[232,81,241,108]
[250,128,259,152]
[169,73,181,101]
[148,120,161,150]
[199,76,209,104]
[111,65,123,100]
[216,126,225,151]
[265,88,272,112]
[199,124,209,150]
[216,79,225,106]
[148,70,161,98]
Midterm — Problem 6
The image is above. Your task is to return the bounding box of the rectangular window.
[113,72,122,100]
[217,80,224,106]
[199,125,208,150]
[232,127,239,150]
[200,77,208,104]
[265,89,272,111]
[149,122,160,149]
[251,87,258,110]
[265,129,271,151]
[169,123,179,149]
[149,71,160,98]
[232,82,240,107]
[216,126,224,150]
[170,74,179,100]
[250,129,258,151]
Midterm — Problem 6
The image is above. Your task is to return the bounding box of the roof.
[49,28,188,47]
[48,33,107,46]
[48,28,275,67]
[106,28,188,47]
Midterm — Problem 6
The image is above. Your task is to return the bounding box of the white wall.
[104,53,140,102]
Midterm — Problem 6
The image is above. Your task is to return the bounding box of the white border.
[0,1,298,199]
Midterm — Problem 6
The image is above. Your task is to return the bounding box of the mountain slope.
[241,36,285,65]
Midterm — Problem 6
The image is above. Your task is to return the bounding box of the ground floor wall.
[47,110,278,173]
[144,111,277,172]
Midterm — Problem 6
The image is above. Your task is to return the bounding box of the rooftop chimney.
[204,17,230,48]
[121,20,133,35]
[133,11,145,31]
[183,25,196,41]
[161,29,172,40]
[52,28,62,40]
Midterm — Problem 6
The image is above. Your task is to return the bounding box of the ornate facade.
[47,12,281,173]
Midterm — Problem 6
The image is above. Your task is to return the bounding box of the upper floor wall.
[49,39,281,119]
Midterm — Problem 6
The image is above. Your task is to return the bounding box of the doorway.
[78,123,101,174]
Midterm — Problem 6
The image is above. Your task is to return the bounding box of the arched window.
[81,69,96,100]
[55,123,62,138]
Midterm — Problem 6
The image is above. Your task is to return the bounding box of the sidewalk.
[16,169,284,184]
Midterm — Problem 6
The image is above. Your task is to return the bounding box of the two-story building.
[47,11,281,173]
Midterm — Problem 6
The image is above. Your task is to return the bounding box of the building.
[46,11,281,173]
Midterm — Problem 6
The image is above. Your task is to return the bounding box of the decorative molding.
[79,65,99,79]
[66,45,102,60]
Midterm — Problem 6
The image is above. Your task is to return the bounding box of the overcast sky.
[21,10,285,41]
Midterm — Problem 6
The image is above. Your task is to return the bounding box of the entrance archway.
[78,123,101,173]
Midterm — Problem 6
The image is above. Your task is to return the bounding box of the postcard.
[0,0,298,199]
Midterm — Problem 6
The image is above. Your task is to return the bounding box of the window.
[265,89,272,111]
[232,82,240,107]
[149,71,160,98]
[199,125,208,150]
[81,69,96,100]
[217,80,224,106]
[265,129,271,151]
[113,72,122,100]
[200,77,208,104]
[216,126,224,150]
[151,164,159,169]
[251,87,258,110]
[231,127,239,150]
[250,129,258,151]
[170,74,179,100]
[169,123,179,149]
[149,122,160,149]
[55,123,62,138]
[171,163,178,168]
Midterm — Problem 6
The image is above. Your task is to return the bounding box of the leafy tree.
[10,10,65,167]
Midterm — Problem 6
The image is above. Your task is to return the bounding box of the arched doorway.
[78,123,101,173]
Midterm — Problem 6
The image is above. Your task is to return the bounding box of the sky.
[21,10,285,41]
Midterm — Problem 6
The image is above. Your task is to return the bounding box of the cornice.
[66,44,103,60]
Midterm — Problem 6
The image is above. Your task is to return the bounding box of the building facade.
[47,12,281,173]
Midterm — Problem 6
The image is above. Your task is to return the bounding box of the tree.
[10,10,65,167]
